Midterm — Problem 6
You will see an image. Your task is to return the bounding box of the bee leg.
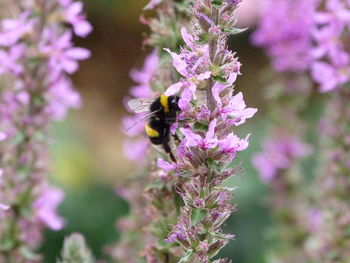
[163,141,177,163]
[172,133,181,143]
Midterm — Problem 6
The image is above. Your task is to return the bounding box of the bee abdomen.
[145,123,160,138]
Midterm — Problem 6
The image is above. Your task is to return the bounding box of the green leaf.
[20,247,41,261]
[212,75,227,84]
[211,0,223,7]
[206,158,221,173]
[193,122,208,131]
[223,27,249,35]
[178,250,194,263]
[191,208,208,225]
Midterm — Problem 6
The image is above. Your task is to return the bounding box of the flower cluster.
[253,0,350,262]
[111,0,191,262]
[0,0,90,261]
[311,0,350,92]
[253,132,311,183]
[156,0,257,261]
[252,0,317,73]
[253,0,350,92]
[305,90,350,261]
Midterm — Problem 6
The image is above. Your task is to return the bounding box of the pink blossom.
[311,61,350,92]
[315,0,350,26]
[164,28,211,108]
[219,133,250,160]
[217,92,257,125]
[40,30,91,76]
[123,139,149,162]
[253,134,312,183]
[130,50,158,98]
[34,187,65,231]
[0,132,7,141]
[213,85,257,124]
[59,1,92,37]
[180,120,218,149]
[122,114,146,137]
[252,0,317,72]
[311,24,344,62]
[0,44,25,76]
[157,158,177,171]
[0,11,34,47]
[45,77,81,120]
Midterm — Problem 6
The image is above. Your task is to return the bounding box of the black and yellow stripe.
[160,94,169,113]
[145,123,159,138]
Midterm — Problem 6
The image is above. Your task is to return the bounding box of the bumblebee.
[128,94,181,162]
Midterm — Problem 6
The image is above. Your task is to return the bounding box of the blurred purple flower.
[123,139,149,162]
[157,158,177,171]
[40,30,91,76]
[252,0,317,72]
[129,49,158,98]
[59,0,93,37]
[45,77,82,120]
[253,134,312,183]
[0,11,34,47]
[311,61,350,92]
[0,44,25,76]
[34,187,65,231]
[0,0,91,258]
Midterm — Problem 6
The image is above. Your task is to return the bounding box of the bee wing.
[127,98,153,113]
[124,109,160,133]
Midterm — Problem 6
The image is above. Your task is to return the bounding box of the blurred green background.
[40,1,321,262]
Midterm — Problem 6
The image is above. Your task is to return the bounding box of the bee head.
[169,95,181,112]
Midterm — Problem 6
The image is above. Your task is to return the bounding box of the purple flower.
[157,158,177,171]
[164,28,211,108]
[40,30,91,76]
[219,133,250,160]
[309,1,350,92]
[315,0,350,27]
[0,0,91,258]
[0,11,34,47]
[123,139,149,162]
[311,24,344,62]
[311,61,350,92]
[164,46,211,104]
[180,120,218,150]
[252,0,317,72]
[212,85,257,124]
[59,0,93,37]
[253,134,311,183]
[122,114,146,137]
[130,50,158,98]
[0,44,25,76]
[45,77,81,120]
[34,187,65,231]
[215,91,257,125]
[0,132,7,141]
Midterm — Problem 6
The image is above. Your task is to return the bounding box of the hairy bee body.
[145,94,181,162]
